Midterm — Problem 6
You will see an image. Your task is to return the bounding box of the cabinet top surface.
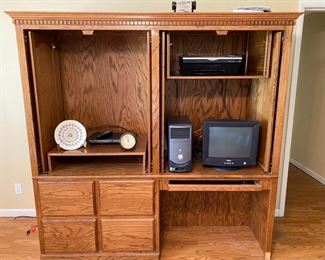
[6,11,301,28]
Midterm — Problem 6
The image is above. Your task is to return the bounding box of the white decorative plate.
[54,120,87,150]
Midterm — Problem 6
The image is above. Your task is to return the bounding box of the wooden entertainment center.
[8,11,300,259]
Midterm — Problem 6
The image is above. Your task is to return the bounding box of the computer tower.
[168,116,192,172]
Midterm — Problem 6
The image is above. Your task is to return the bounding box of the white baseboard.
[0,209,36,217]
[290,159,325,185]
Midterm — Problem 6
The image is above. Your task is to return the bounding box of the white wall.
[290,11,325,183]
[0,0,298,213]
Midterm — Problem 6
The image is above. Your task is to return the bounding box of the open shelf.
[161,31,283,174]
[27,30,151,175]
[167,75,268,80]
[161,160,272,180]
[47,137,147,175]
[166,31,272,79]
[161,226,264,259]
[46,157,145,177]
[48,136,147,157]
[160,188,271,257]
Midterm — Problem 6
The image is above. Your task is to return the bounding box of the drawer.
[101,218,155,252]
[38,181,94,216]
[42,218,97,253]
[99,180,154,216]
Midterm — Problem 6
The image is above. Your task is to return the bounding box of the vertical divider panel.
[247,31,273,76]
[249,189,269,252]
[154,180,160,253]
[161,32,166,173]
[147,31,152,173]
[151,30,160,175]
[249,32,282,172]
[166,33,171,79]
[94,180,103,252]
[15,28,42,176]
[263,32,273,77]
[271,28,294,174]
[28,31,64,173]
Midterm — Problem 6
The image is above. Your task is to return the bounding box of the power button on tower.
[178,154,183,160]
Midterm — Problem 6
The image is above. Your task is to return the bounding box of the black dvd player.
[88,131,121,144]
[179,55,245,76]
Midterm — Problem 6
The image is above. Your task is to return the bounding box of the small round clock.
[119,132,137,150]
[54,120,87,150]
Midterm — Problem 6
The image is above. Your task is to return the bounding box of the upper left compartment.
[26,30,151,176]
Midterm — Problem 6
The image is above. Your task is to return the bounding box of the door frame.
[277,0,325,217]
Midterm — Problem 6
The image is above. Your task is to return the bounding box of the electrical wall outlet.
[14,183,23,195]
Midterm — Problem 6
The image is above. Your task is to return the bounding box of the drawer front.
[38,181,95,216]
[100,180,154,216]
[42,218,97,253]
[101,218,155,252]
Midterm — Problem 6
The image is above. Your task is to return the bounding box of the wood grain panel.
[160,226,264,260]
[264,179,278,254]
[28,31,64,172]
[160,191,251,226]
[168,31,247,76]
[249,32,282,172]
[160,226,264,259]
[161,31,166,172]
[101,218,155,252]
[246,31,272,76]
[99,180,154,216]
[249,190,270,251]
[15,29,42,177]
[151,30,160,175]
[38,181,94,216]
[271,28,294,175]
[166,79,250,131]
[146,31,152,173]
[57,30,150,138]
[42,218,97,253]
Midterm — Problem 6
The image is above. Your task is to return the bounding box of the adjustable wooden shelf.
[47,136,147,174]
[166,30,273,79]
[8,11,300,260]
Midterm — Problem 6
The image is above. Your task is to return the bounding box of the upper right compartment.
[166,30,273,79]
[161,30,283,174]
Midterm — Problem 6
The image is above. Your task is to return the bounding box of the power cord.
[221,80,233,119]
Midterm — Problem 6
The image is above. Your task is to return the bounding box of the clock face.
[120,132,137,150]
[54,120,87,150]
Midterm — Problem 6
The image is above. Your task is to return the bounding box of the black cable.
[192,128,203,162]
[175,80,179,114]
[221,81,233,120]
[108,125,131,133]
[13,216,35,219]
[87,124,131,134]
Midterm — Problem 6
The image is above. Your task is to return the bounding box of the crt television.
[202,120,260,168]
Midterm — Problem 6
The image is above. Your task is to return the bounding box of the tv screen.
[202,120,259,168]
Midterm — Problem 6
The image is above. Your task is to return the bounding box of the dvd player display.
[179,55,245,76]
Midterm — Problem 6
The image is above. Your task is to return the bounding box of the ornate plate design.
[54,120,87,150]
